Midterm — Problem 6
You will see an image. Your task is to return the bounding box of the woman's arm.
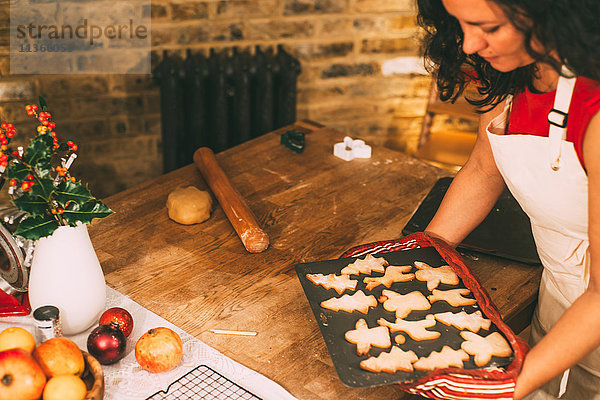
[424,103,507,246]
[513,112,600,399]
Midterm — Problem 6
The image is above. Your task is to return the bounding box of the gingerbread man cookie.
[363,265,415,290]
[414,261,459,291]
[321,290,377,314]
[344,319,391,355]
[341,254,388,276]
[428,288,477,307]
[377,314,441,341]
[460,331,513,367]
[360,346,419,374]
[379,290,431,319]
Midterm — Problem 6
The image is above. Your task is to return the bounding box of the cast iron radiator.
[153,45,302,172]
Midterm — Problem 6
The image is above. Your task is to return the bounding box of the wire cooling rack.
[146,364,262,400]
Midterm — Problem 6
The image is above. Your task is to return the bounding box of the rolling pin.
[193,147,269,253]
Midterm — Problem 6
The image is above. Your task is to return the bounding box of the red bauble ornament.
[87,322,126,365]
[99,307,134,337]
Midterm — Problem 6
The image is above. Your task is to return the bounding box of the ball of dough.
[166,186,213,225]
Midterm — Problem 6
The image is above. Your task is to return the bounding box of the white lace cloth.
[0,287,297,400]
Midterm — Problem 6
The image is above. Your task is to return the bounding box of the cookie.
[428,288,477,307]
[460,331,513,367]
[377,314,441,341]
[414,261,459,291]
[413,345,470,371]
[360,346,419,374]
[363,265,415,290]
[321,290,377,314]
[306,273,358,295]
[341,254,388,276]
[344,318,391,355]
[379,290,431,319]
[434,310,491,333]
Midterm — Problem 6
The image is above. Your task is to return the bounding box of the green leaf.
[54,181,94,207]
[62,200,114,226]
[30,176,56,201]
[36,160,52,178]
[11,193,48,216]
[6,162,30,181]
[39,96,48,112]
[14,215,59,241]
[24,135,53,167]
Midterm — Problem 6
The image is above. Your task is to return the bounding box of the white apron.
[486,71,600,399]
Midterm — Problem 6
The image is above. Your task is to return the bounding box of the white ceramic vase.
[28,224,106,335]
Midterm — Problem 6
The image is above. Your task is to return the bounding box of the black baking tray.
[295,247,513,388]
[403,177,540,264]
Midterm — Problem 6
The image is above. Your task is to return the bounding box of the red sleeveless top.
[507,77,600,170]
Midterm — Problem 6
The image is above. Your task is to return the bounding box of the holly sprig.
[0,97,113,241]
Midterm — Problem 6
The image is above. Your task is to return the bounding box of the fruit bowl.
[81,351,104,400]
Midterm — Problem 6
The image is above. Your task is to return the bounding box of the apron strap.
[548,66,577,171]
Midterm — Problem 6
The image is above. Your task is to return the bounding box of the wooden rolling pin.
[194,147,269,253]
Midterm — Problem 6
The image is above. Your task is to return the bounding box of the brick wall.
[0,0,471,200]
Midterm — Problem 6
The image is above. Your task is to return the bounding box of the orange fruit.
[0,327,36,354]
[42,375,87,400]
[33,338,85,377]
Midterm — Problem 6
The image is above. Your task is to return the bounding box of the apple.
[0,348,46,400]
[135,327,183,373]
[99,307,134,338]
[33,337,85,377]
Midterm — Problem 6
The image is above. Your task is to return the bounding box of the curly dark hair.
[417,0,600,111]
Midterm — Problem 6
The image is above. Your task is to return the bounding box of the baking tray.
[295,247,514,388]
[402,177,540,265]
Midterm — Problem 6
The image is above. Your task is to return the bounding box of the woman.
[416,0,600,398]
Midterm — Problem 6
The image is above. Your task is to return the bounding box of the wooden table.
[89,121,542,399]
